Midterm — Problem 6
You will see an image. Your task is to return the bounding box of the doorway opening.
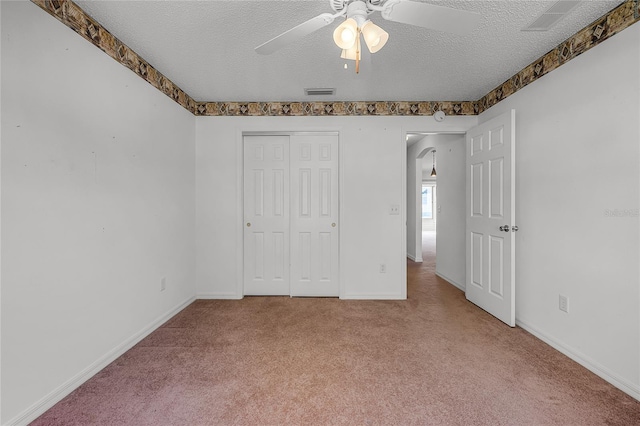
[406,135,437,263]
[406,132,466,292]
[421,183,437,257]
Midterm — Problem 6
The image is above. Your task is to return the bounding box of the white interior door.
[243,133,339,297]
[243,135,290,295]
[465,110,516,326]
[290,134,339,297]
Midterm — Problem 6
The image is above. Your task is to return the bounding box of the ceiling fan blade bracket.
[330,0,348,13]
[321,14,337,25]
[379,0,401,19]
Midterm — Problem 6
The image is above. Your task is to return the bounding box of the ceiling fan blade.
[255,13,338,55]
[381,0,482,35]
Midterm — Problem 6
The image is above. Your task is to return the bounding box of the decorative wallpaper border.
[477,0,640,114]
[194,101,479,117]
[32,0,197,114]
[31,0,640,117]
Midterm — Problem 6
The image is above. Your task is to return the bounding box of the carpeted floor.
[32,232,640,425]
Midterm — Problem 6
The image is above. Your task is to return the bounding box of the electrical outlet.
[161,277,166,292]
[380,264,386,273]
[559,294,568,313]
[389,205,400,215]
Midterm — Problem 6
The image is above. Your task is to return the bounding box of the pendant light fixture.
[430,150,437,177]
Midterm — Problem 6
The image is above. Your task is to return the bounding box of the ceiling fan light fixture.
[333,18,358,49]
[361,20,388,53]
[340,43,361,61]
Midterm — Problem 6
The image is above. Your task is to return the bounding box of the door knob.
[246,222,251,227]
[331,223,336,228]
[499,225,510,232]
[511,225,519,232]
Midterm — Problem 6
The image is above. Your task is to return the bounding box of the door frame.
[404,131,467,267]
[236,129,342,299]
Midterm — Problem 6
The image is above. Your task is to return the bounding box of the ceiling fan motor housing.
[332,0,374,20]
[346,1,370,27]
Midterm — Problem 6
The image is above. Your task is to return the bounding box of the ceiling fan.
[255,0,482,73]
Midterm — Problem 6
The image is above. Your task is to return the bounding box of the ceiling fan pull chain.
[356,28,361,74]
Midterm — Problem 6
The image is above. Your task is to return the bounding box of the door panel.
[489,235,504,297]
[471,163,483,216]
[466,110,516,327]
[471,232,483,288]
[489,158,504,218]
[243,135,290,295]
[290,134,339,297]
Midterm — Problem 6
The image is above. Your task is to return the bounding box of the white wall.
[0,2,3,421]
[1,2,196,423]
[480,24,640,399]
[432,136,466,289]
[195,116,475,300]
[406,134,467,289]
[406,140,432,262]
[0,2,3,422]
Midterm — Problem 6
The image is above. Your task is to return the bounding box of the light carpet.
[32,233,640,425]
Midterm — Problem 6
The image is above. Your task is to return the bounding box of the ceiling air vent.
[522,0,580,31]
[305,88,336,96]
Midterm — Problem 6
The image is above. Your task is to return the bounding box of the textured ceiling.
[75,0,623,102]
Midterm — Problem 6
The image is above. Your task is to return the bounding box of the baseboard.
[341,293,406,300]
[197,292,242,300]
[516,318,640,402]
[435,271,465,292]
[6,296,196,426]
[407,254,422,262]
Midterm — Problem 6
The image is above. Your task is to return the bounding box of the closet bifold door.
[243,133,339,297]
[289,134,339,297]
[243,135,290,295]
